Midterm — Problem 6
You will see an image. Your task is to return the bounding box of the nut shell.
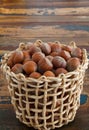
[71,47,82,58]
[67,57,80,71]
[13,50,24,64]
[43,71,55,77]
[23,61,37,74]
[60,50,71,61]
[52,56,67,68]
[11,64,23,74]
[32,52,45,63]
[55,68,68,76]
[38,58,53,73]
[23,50,30,64]
[40,43,51,55]
[62,45,72,52]
[29,45,41,55]
[7,52,15,68]
[29,72,41,79]
[51,43,61,53]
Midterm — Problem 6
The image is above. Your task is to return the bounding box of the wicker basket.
[1,41,88,130]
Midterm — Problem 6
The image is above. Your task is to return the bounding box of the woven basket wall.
[1,42,88,130]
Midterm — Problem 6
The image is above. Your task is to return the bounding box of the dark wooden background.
[0,0,89,130]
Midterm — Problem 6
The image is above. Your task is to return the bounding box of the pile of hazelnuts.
[7,41,83,79]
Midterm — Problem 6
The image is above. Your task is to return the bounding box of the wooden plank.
[0,7,89,16]
[0,25,89,38]
[0,16,89,24]
[0,1,89,8]
[0,37,89,51]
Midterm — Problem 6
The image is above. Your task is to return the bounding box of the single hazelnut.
[51,43,61,53]
[29,72,41,79]
[43,71,55,77]
[32,52,45,63]
[71,47,82,58]
[55,68,68,76]
[29,45,41,55]
[60,50,71,61]
[50,52,59,57]
[7,52,15,68]
[67,57,80,72]
[11,64,23,74]
[23,61,37,74]
[13,50,24,64]
[38,58,53,73]
[23,50,30,64]
[46,55,53,62]
[52,56,67,68]
[40,43,51,55]
[62,45,72,52]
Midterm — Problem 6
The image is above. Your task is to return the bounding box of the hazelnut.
[60,50,71,61]
[46,55,53,62]
[13,50,24,64]
[67,57,80,72]
[51,43,61,53]
[40,43,51,55]
[23,61,37,74]
[43,71,55,77]
[28,44,41,55]
[7,52,15,68]
[50,52,59,57]
[32,52,45,63]
[71,47,82,58]
[29,72,41,79]
[23,50,30,64]
[55,68,68,76]
[11,64,23,74]
[62,45,72,52]
[52,56,67,68]
[38,58,53,73]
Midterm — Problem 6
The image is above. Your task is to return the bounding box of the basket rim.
[1,41,88,82]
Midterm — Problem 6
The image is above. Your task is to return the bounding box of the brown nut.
[51,43,61,53]
[29,72,41,79]
[40,43,51,55]
[23,50,31,64]
[38,58,53,73]
[23,61,37,74]
[7,52,15,68]
[43,71,55,77]
[71,47,82,58]
[67,57,80,72]
[29,45,41,55]
[13,50,24,64]
[32,52,45,63]
[11,64,23,74]
[55,68,68,76]
[62,45,72,52]
[52,56,67,68]
[60,50,71,61]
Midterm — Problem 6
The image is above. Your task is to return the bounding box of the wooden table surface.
[0,0,89,130]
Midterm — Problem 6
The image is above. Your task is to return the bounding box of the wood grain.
[0,7,89,16]
[0,0,89,130]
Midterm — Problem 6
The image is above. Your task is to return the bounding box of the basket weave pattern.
[1,42,88,130]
